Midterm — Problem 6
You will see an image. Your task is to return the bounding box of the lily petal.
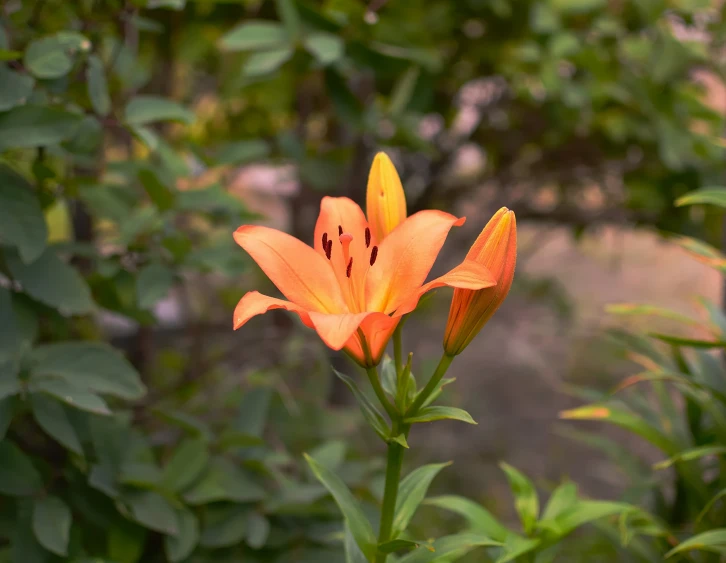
[342,314,400,367]
[308,310,391,354]
[365,210,466,314]
[234,291,313,330]
[393,259,497,318]
[234,225,347,313]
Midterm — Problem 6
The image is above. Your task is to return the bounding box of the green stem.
[366,366,397,419]
[375,420,407,563]
[393,324,403,375]
[406,353,454,417]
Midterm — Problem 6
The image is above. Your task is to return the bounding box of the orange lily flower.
[443,207,517,356]
[233,197,497,367]
[366,152,407,241]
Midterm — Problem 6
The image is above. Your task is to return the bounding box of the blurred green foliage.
[1,0,725,561]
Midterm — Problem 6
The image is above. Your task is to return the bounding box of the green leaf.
[215,139,270,165]
[161,438,209,492]
[108,519,147,563]
[332,368,389,440]
[164,508,198,562]
[6,248,93,314]
[124,95,194,125]
[304,33,344,65]
[246,512,270,549]
[605,303,701,326]
[494,536,542,563]
[650,333,726,348]
[380,356,397,398]
[0,166,47,263]
[0,370,21,401]
[379,538,420,553]
[275,0,300,39]
[397,533,501,563]
[0,105,82,150]
[654,445,726,470]
[32,496,71,556]
[148,0,186,8]
[87,54,111,116]
[500,463,539,535]
[199,505,250,548]
[183,457,266,505]
[122,490,178,535]
[304,452,377,560]
[28,341,146,400]
[324,68,363,128]
[345,525,369,563]
[12,501,50,563]
[424,496,509,542]
[0,66,35,111]
[543,500,633,537]
[405,406,477,425]
[389,67,420,116]
[29,377,111,415]
[541,482,577,521]
[30,394,83,455]
[390,434,409,449]
[243,47,294,77]
[0,441,42,496]
[138,168,176,212]
[676,188,726,208]
[235,387,273,437]
[219,21,288,51]
[393,462,451,535]
[666,529,726,557]
[136,262,175,309]
[24,32,90,79]
[0,397,15,440]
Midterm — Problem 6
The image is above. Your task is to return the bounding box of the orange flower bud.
[443,207,517,355]
[366,152,407,242]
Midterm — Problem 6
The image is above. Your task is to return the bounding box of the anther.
[338,225,343,236]
[370,245,378,266]
[365,227,371,248]
[325,240,332,259]
[322,232,328,249]
[346,257,353,278]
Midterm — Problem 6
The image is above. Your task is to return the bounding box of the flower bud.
[443,207,517,355]
[366,152,407,242]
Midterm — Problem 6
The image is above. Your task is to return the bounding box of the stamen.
[322,232,328,249]
[338,225,343,236]
[370,245,378,266]
[346,257,353,278]
[325,239,332,259]
[365,227,371,248]
[339,232,353,266]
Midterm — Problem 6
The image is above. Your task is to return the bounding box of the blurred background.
[1,0,726,561]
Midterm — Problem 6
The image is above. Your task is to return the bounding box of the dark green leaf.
[0,397,15,440]
[234,387,273,436]
[11,501,49,563]
[164,508,198,562]
[0,105,82,150]
[394,462,451,535]
[161,438,209,492]
[275,0,300,38]
[108,519,147,563]
[389,67,420,116]
[0,66,35,111]
[0,166,47,263]
[124,95,194,125]
[397,533,501,563]
[332,368,389,440]
[304,453,377,560]
[122,490,178,535]
[379,538,420,553]
[183,457,266,505]
[218,21,288,51]
[32,496,71,556]
[494,536,542,563]
[500,463,539,535]
[87,54,111,116]
[29,377,111,415]
[243,47,294,77]
[30,394,83,455]
[28,342,145,400]
[24,32,90,79]
[0,441,42,496]
[136,262,175,309]
[676,187,726,208]
[405,406,477,425]
[325,69,363,127]
[138,168,176,212]
[216,140,270,165]
[199,505,250,548]
[6,248,93,314]
[424,496,509,542]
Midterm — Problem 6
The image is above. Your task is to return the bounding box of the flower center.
[321,225,378,278]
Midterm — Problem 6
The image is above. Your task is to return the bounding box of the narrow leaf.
[405,406,477,425]
[500,462,539,535]
[666,529,726,557]
[393,462,451,535]
[424,495,509,542]
[397,533,501,563]
[333,368,390,440]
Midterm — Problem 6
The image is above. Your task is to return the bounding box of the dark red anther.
[322,232,328,249]
[365,227,371,248]
[338,225,343,236]
[369,246,378,266]
[346,257,353,278]
[325,239,332,259]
